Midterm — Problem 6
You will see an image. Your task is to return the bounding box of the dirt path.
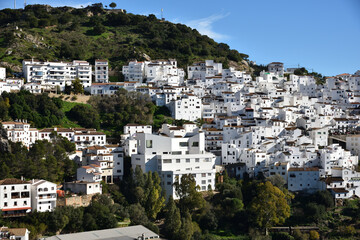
[48,93,91,104]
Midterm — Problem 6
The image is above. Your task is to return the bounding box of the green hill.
[0,3,251,75]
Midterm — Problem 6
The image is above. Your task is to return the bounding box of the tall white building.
[131,124,216,199]
[22,59,92,91]
[122,60,146,82]
[30,179,57,212]
[122,59,184,85]
[95,59,109,83]
[169,94,202,122]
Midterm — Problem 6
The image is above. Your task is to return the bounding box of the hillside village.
[1,59,360,206]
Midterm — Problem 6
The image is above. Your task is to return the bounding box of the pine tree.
[163,196,181,238]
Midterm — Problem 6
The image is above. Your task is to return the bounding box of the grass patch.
[59,101,91,128]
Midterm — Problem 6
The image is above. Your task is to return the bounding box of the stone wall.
[57,194,94,208]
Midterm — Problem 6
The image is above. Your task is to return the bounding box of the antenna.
[14,0,16,9]
[161,8,164,21]
[24,0,26,8]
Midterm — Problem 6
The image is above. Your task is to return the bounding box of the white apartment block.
[0,179,31,217]
[95,59,109,83]
[187,60,222,80]
[122,59,184,86]
[22,59,92,91]
[169,94,202,122]
[30,179,57,212]
[131,124,216,199]
[122,60,146,82]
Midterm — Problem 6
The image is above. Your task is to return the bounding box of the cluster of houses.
[1,59,360,205]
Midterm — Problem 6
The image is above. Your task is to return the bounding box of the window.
[4,194,7,198]
[11,186,14,190]
[186,159,190,163]
[146,140,153,148]
[179,142,189,147]
[4,202,7,207]
[202,173,206,177]
[163,159,172,164]
[195,158,199,162]
[23,201,27,205]
[176,159,180,163]
[24,186,27,190]
[192,142,199,147]
[14,201,17,206]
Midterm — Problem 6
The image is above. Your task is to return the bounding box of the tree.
[109,2,117,9]
[175,211,194,240]
[309,230,320,240]
[267,174,286,189]
[93,23,106,35]
[173,174,205,213]
[67,105,100,129]
[247,181,291,231]
[163,196,181,238]
[71,78,84,94]
[143,171,165,220]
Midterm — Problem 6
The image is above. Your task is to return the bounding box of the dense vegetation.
[0,132,76,182]
[0,90,174,138]
[0,91,64,128]
[0,3,249,74]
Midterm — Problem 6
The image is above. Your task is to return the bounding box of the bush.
[71,96,77,101]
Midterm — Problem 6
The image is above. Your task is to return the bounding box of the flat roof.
[45,225,160,240]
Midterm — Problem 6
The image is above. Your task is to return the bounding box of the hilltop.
[0,3,251,77]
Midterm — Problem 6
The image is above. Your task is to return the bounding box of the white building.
[122,60,146,82]
[346,135,360,157]
[94,59,108,83]
[0,78,23,94]
[30,179,57,212]
[0,67,5,80]
[287,167,320,192]
[22,59,92,91]
[0,226,30,240]
[169,94,202,122]
[0,179,31,217]
[77,164,102,183]
[268,62,284,74]
[131,124,216,199]
[65,181,102,195]
[1,121,38,148]
[188,60,222,80]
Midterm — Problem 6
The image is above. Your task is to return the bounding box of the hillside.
[0,3,250,76]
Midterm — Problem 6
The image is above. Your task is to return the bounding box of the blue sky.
[1,0,360,76]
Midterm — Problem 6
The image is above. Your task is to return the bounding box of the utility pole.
[24,0,26,8]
